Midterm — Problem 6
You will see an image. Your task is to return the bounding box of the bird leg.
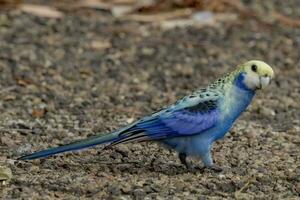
[199,150,223,172]
[179,153,188,167]
[179,153,195,171]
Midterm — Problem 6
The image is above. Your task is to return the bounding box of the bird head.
[237,60,274,91]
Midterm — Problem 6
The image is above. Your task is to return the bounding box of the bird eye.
[251,64,257,72]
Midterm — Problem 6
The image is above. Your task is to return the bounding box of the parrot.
[18,60,274,171]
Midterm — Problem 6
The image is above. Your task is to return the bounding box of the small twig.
[123,8,193,22]
[234,176,256,199]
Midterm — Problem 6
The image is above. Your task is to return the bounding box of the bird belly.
[211,120,234,140]
[159,122,233,156]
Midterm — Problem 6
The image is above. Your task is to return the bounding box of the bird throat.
[222,73,255,123]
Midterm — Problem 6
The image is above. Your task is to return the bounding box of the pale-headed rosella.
[19,60,274,171]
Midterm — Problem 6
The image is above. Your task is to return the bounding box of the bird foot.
[179,153,197,172]
[185,164,199,173]
[209,165,223,172]
[200,165,223,172]
[180,160,201,173]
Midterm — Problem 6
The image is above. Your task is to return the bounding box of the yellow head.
[239,60,274,90]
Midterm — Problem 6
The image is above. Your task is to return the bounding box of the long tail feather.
[18,132,119,160]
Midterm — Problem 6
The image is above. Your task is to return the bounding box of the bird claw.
[209,165,224,172]
[179,153,222,173]
[185,164,198,173]
[207,165,223,172]
[181,160,199,173]
[198,165,223,173]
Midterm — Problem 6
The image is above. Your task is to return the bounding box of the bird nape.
[18,60,274,171]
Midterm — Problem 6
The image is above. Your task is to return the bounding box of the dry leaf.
[15,77,32,87]
[32,108,46,118]
[3,95,15,101]
[90,40,111,50]
[78,0,111,10]
[20,4,64,19]
[80,68,93,76]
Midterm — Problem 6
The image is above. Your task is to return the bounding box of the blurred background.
[0,0,299,199]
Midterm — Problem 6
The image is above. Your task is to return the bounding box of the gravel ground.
[0,1,299,199]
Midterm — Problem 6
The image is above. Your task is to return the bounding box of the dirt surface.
[0,0,299,199]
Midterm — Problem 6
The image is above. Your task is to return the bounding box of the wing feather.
[109,90,222,145]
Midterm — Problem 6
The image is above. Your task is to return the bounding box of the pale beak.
[258,76,271,89]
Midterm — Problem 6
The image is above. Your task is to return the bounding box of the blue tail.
[18,132,119,160]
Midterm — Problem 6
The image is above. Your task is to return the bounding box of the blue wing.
[111,90,221,145]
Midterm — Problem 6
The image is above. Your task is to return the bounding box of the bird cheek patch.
[243,74,260,90]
